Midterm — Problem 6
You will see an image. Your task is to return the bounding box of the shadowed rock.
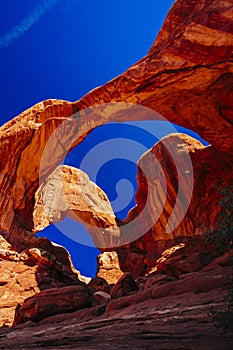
[110,272,138,300]
[13,285,91,325]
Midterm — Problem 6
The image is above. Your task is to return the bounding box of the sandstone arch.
[0,0,232,251]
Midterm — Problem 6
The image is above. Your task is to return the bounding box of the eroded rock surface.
[0,252,232,349]
[96,251,124,284]
[0,0,232,253]
[0,235,84,327]
[0,236,39,327]
[116,134,233,277]
[13,285,91,325]
[0,0,232,348]
[34,165,119,248]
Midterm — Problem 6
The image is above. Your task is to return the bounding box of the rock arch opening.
[34,120,209,276]
[36,219,100,278]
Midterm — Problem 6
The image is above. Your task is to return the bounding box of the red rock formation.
[151,242,216,278]
[0,233,87,327]
[34,165,119,248]
[75,0,233,154]
[96,251,124,284]
[0,0,232,346]
[13,285,91,325]
[0,0,232,254]
[0,253,232,349]
[110,272,138,300]
[0,236,40,327]
[116,134,233,277]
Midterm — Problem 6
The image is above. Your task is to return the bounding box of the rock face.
[116,134,233,277]
[0,236,40,327]
[0,251,232,349]
[0,100,75,251]
[0,0,232,254]
[0,234,86,327]
[34,165,119,248]
[75,0,233,154]
[96,251,124,284]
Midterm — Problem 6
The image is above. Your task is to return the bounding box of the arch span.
[0,0,232,250]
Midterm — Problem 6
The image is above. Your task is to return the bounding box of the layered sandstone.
[0,234,86,327]
[117,134,233,277]
[0,0,232,346]
[0,0,232,253]
[1,251,232,349]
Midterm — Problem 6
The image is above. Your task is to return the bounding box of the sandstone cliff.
[117,134,233,277]
[0,0,232,252]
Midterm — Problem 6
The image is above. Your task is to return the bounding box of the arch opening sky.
[0,0,208,277]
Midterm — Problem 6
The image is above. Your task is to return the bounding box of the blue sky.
[0,0,208,277]
[0,0,175,123]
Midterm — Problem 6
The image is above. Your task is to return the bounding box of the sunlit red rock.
[116,134,233,277]
[34,165,119,248]
[0,0,232,346]
[0,234,85,327]
[0,0,232,254]
[96,251,124,284]
[0,239,39,327]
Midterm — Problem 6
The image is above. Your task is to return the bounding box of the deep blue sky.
[0,0,174,123]
[0,0,208,277]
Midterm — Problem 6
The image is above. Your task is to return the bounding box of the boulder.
[88,276,109,294]
[93,291,111,305]
[110,272,138,300]
[13,285,91,325]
